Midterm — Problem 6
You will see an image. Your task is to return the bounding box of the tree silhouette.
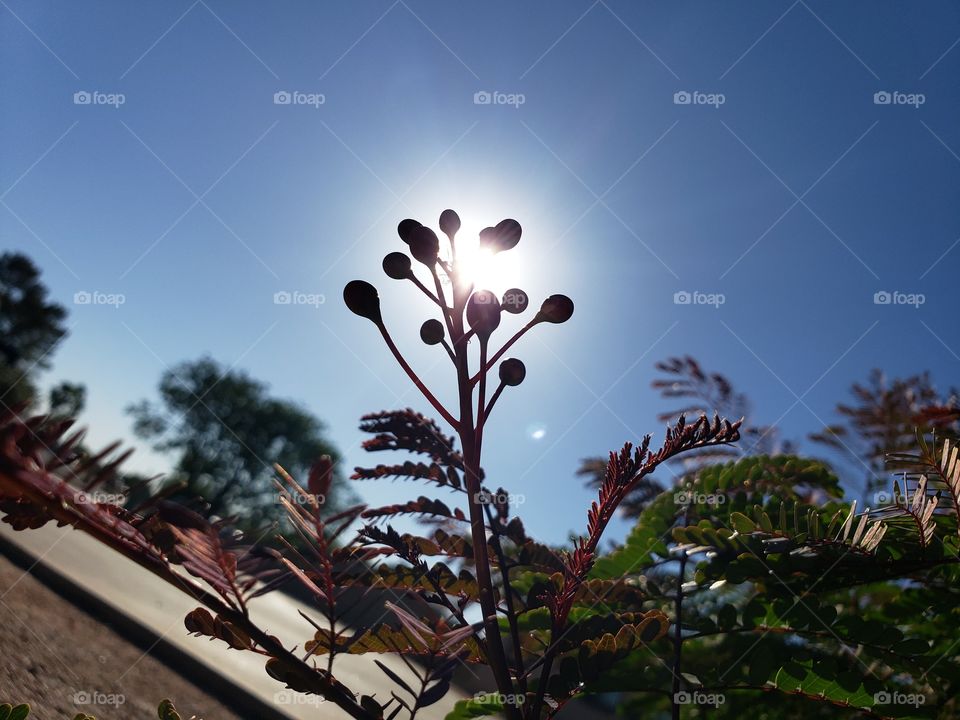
[48,381,86,418]
[0,252,69,408]
[127,356,345,532]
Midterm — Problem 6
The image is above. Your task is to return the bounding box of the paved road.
[1,522,470,720]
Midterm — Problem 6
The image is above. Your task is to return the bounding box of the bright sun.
[446,221,524,295]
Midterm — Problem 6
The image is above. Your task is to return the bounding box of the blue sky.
[2,1,959,545]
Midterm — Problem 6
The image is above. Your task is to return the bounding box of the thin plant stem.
[378,324,458,429]
[409,275,442,307]
[483,502,527,694]
[477,341,488,439]
[671,552,687,720]
[470,320,538,386]
[448,284,520,720]
[481,382,506,427]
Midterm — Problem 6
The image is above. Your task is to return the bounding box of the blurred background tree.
[47,380,86,418]
[810,369,959,496]
[128,357,348,535]
[0,252,69,409]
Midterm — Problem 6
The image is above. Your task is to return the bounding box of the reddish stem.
[470,320,538,386]
[378,324,458,429]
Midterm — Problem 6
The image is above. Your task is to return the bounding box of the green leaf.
[748,644,775,685]
[837,670,862,693]
[697,456,841,497]
[781,660,806,680]
[717,604,738,631]
[8,708,28,720]
[757,510,774,533]
[741,599,766,628]
[591,492,676,579]
[730,512,756,534]
[773,660,876,709]
[893,638,931,656]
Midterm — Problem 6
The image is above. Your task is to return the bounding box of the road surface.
[0,522,470,719]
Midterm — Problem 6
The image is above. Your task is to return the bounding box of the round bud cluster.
[397,218,421,243]
[409,226,440,266]
[439,209,461,238]
[480,219,522,254]
[420,319,445,345]
[382,252,412,280]
[343,280,382,323]
[537,294,574,324]
[499,358,526,386]
[501,287,528,314]
[466,290,502,339]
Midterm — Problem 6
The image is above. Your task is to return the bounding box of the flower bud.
[501,287,528,314]
[382,252,412,280]
[439,209,461,238]
[537,294,574,324]
[409,225,440,266]
[466,290,502,339]
[479,226,497,246]
[499,358,526,386]
[419,319,445,345]
[479,219,522,253]
[397,219,421,244]
[343,280,382,323]
[493,218,521,250]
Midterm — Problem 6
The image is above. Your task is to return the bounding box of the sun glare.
[446,220,524,295]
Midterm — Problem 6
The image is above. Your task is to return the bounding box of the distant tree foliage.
[580,356,795,518]
[47,381,86,418]
[811,369,959,494]
[0,252,69,408]
[127,357,345,530]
